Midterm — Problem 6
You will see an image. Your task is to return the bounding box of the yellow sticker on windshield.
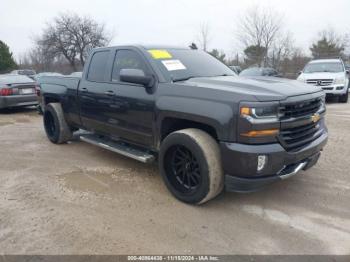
[148,50,172,59]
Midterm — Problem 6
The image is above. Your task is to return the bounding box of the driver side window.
[111,50,148,82]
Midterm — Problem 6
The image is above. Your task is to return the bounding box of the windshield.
[304,62,344,73]
[148,49,235,82]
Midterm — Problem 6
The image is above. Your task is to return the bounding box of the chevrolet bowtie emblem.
[311,113,321,123]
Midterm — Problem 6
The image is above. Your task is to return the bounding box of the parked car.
[33,72,63,81]
[0,74,38,109]
[39,45,328,204]
[229,65,242,74]
[297,58,349,103]
[69,72,82,77]
[240,67,281,77]
[11,69,36,80]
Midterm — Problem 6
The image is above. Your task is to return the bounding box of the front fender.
[156,96,235,141]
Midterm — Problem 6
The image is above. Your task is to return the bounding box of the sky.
[0,0,349,60]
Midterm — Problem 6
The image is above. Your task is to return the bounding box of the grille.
[278,97,324,151]
[280,98,322,119]
[306,79,333,86]
[279,121,323,151]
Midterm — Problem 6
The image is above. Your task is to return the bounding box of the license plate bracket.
[20,88,34,95]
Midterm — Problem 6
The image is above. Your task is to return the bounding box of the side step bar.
[80,134,155,163]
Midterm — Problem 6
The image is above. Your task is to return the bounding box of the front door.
[107,49,156,147]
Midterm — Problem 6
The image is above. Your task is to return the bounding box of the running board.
[80,134,155,163]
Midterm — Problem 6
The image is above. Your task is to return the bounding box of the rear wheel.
[159,128,224,205]
[43,103,72,144]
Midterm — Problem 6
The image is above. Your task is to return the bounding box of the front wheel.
[159,128,224,205]
[339,89,349,103]
[43,103,72,144]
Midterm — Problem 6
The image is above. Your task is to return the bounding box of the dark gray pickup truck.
[39,45,328,204]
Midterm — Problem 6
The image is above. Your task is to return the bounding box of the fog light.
[257,155,267,171]
[336,86,344,90]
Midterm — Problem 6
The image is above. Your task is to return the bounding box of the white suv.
[297,59,349,103]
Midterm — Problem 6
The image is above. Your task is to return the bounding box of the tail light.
[0,87,13,96]
[35,84,41,96]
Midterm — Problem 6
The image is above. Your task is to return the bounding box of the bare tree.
[36,12,112,70]
[271,32,294,70]
[197,22,211,51]
[236,6,283,66]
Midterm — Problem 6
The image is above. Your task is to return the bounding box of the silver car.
[0,74,38,109]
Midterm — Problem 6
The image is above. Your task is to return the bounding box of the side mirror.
[119,69,153,87]
[298,71,302,75]
[346,70,349,75]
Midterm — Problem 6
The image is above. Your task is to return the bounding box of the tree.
[0,40,17,73]
[209,49,226,63]
[36,12,112,70]
[197,22,211,51]
[236,6,283,66]
[310,29,346,59]
[243,45,266,67]
[270,32,294,70]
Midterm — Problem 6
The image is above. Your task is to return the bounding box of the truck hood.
[179,76,322,102]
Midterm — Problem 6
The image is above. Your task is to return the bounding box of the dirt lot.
[0,103,349,255]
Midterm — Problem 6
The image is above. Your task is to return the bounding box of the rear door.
[78,49,116,134]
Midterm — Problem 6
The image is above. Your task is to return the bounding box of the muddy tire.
[159,128,224,205]
[43,103,72,144]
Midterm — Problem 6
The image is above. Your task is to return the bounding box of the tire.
[43,103,72,144]
[159,128,224,205]
[339,89,348,103]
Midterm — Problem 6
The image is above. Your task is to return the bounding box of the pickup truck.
[39,45,328,204]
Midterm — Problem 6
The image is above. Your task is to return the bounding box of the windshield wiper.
[173,74,233,82]
[213,74,232,77]
[172,76,197,82]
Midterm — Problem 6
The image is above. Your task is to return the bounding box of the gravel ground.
[0,103,349,255]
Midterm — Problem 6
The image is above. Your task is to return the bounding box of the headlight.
[334,77,345,85]
[239,104,280,139]
[320,95,326,111]
[240,105,279,119]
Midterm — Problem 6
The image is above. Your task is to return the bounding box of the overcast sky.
[1,0,349,60]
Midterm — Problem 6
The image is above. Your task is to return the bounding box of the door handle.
[81,87,88,92]
[104,90,115,96]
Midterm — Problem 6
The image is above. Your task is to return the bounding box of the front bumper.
[221,131,328,192]
[320,85,348,95]
[0,95,38,109]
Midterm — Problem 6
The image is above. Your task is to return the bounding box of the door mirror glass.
[119,69,153,87]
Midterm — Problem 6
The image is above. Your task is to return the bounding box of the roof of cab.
[93,44,191,52]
